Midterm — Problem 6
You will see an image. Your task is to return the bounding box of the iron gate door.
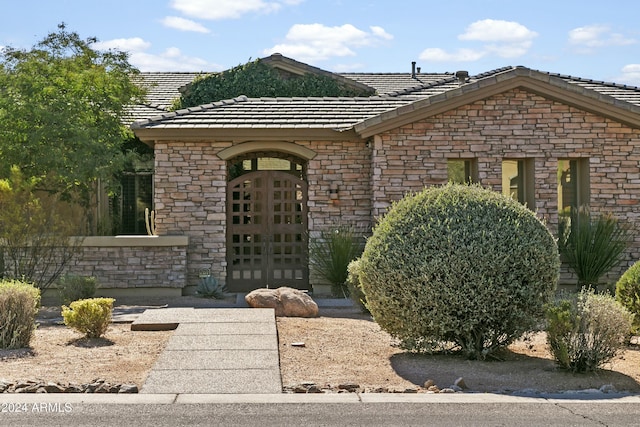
[226,170,308,292]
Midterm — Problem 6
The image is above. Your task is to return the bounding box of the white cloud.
[419,47,486,62]
[263,23,393,62]
[459,19,538,43]
[170,0,297,20]
[617,64,640,87]
[93,37,220,71]
[370,26,393,41]
[419,19,537,63]
[568,24,637,52]
[161,16,210,33]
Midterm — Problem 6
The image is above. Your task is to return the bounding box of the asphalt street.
[2,393,640,426]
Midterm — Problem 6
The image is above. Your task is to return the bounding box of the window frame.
[447,158,478,184]
[557,158,590,216]
[501,158,535,209]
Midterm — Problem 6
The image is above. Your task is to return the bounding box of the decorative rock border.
[0,378,138,393]
[283,381,459,394]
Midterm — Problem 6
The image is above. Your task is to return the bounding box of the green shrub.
[546,288,632,372]
[57,274,98,305]
[62,297,114,338]
[309,225,366,297]
[346,259,369,313]
[0,279,41,349]
[615,260,640,333]
[358,183,560,359]
[558,208,631,290]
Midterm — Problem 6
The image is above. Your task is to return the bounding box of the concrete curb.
[2,393,640,405]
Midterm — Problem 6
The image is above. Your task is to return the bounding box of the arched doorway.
[226,153,308,292]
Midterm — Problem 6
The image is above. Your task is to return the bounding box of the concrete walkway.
[131,307,282,394]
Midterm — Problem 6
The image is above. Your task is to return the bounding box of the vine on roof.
[172,59,374,110]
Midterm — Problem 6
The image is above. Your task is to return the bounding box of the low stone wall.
[64,236,189,293]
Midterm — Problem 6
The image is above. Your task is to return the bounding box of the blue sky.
[2,0,639,86]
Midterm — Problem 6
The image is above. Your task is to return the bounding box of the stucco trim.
[134,128,360,146]
[78,235,189,247]
[217,141,317,160]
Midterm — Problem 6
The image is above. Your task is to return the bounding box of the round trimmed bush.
[358,183,560,359]
[616,260,640,333]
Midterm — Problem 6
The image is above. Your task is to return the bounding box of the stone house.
[71,54,640,296]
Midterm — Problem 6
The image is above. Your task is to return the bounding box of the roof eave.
[133,127,362,147]
[355,68,640,138]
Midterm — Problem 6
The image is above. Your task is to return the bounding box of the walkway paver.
[132,307,282,394]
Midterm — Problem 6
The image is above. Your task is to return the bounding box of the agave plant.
[196,275,227,299]
[558,208,631,290]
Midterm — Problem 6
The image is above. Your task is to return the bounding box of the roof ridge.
[473,66,516,79]
[339,72,452,76]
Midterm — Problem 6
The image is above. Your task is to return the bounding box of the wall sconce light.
[329,183,339,200]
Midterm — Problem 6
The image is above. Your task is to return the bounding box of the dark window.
[117,172,153,235]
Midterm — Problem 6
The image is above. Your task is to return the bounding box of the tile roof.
[129,61,640,133]
[131,95,415,131]
[339,73,454,95]
[536,71,640,108]
[125,72,207,123]
[133,72,206,109]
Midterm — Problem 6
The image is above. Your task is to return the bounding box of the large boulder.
[245,287,318,317]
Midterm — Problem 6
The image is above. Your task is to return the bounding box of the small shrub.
[57,274,98,305]
[359,183,559,359]
[309,225,366,297]
[196,275,227,299]
[558,208,631,290]
[62,298,114,338]
[546,288,633,372]
[616,260,640,333]
[0,279,41,349]
[346,259,369,313]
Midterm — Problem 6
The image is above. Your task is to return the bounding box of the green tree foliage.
[358,184,560,360]
[0,167,83,290]
[175,59,374,109]
[0,23,146,219]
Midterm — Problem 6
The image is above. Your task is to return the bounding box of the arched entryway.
[226,153,308,292]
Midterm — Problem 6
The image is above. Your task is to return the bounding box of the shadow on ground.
[389,349,640,394]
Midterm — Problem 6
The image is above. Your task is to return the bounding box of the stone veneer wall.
[66,236,188,290]
[152,138,372,288]
[372,88,640,283]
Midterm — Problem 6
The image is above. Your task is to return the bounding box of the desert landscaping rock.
[454,377,468,390]
[245,287,318,317]
[0,378,139,393]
